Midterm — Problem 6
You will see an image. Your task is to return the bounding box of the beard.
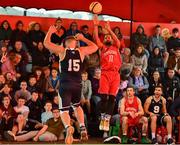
[104,41,112,46]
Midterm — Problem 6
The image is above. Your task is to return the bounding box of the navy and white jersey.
[60,49,83,84]
[148,96,163,115]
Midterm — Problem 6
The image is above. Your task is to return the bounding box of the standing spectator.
[167,47,180,76]
[32,41,50,70]
[131,44,148,74]
[167,28,180,55]
[81,72,92,116]
[149,25,169,64]
[113,26,126,51]
[148,46,165,78]
[131,24,148,51]
[28,22,45,49]
[0,20,12,42]
[10,20,28,50]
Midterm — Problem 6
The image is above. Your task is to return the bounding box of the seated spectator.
[33,107,64,142]
[129,67,149,105]
[167,47,180,76]
[85,51,100,80]
[144,86,174,145]
[0,74,6,90]
[4,106,56,142]
[167,28,180,55]
[10,20,28,50]
[148,71,164,96]
[34,67,46,96]
[41,101,53,124]
[52,93,59,109]
[0,20,12,42]
[45,67,60,100]
[51,17,66,45]
[27,91,43,127]
[148,46,165,78]
[164,68,180,108]
[28,22,45,49]
[1,53,22,80]
[0,44,8,67]
[169,97,180,120]
[120,86,150,144]
[90,68,101,121]
[0,84,13,104]
[113,26,126,51]
[27,75,38,93]
[10,40,29,75]
[66,21,80,37]
[14,96,29,134]
[81,72,92,116]
[131,44,148,74]
[0,95,17,137]
[80,25,93,46]
[120,48,133,77]
[31,41,50,70]
[149,25,169,65]
[14,81,31,102]
[4,72,18,91]
[131,24,148,52]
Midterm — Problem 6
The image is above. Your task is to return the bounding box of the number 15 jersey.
[60,49,83,84]
[100,45,121,72]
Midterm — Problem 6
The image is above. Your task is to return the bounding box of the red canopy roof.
[1,0,180,23]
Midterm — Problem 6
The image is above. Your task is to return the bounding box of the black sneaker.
[152,138,158,145]
[167,138,174,145]
[4,131,15,141]
[103,136,121,144]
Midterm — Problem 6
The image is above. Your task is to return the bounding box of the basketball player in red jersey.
[44,25,98,144]
[93,14,121,136]
[120,86,150,143]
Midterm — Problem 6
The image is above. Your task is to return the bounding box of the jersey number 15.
[68,59,80,72]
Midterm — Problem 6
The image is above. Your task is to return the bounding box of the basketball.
[89,2,102,14]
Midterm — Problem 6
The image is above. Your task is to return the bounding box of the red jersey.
[124,96,139,114]
[100,45,121,71]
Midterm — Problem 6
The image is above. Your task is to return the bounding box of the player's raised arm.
[93,14,103,48]
[44,25,65,55]
[104,21,120,49]
[77,33,98,56]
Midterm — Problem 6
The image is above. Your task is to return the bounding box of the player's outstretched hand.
[75,33,84,40]
[48,25,57,33]
[93,14,99,25]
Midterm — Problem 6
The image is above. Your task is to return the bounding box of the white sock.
[80,123,85,127]
[152,133,155,139]
[168,134,172,139]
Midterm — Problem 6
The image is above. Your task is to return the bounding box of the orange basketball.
[89,2,102,14]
